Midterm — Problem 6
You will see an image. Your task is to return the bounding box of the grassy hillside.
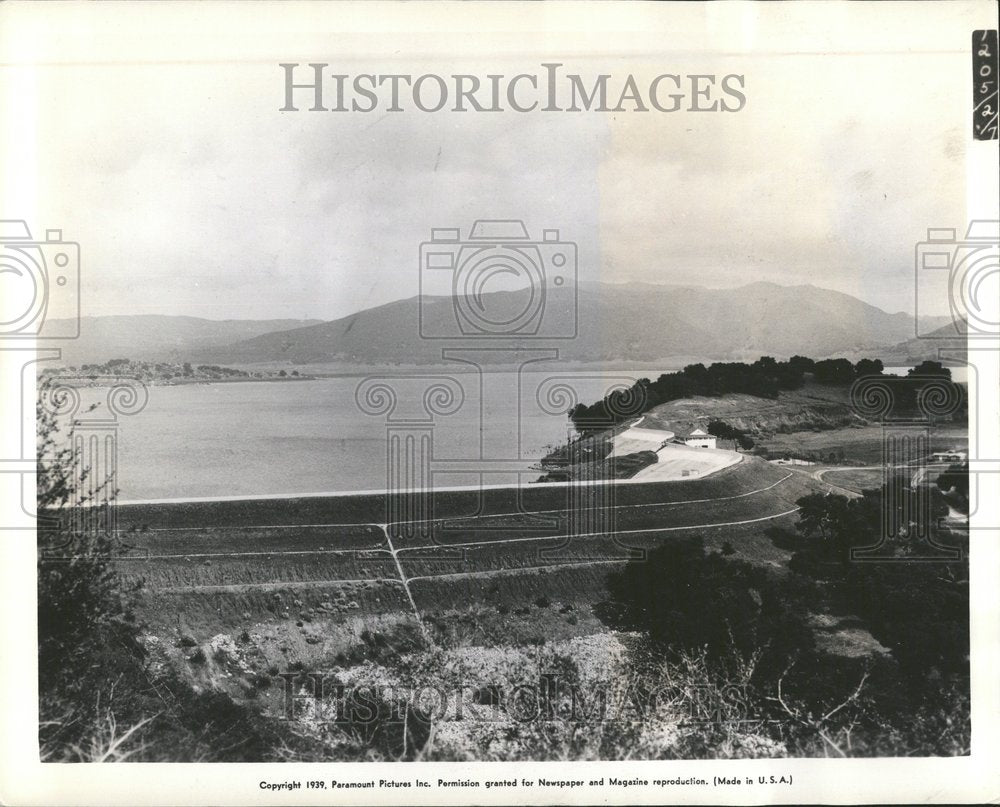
[762,425,968,464]
[641,383,859,435]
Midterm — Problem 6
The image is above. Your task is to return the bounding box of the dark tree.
[603,537,814,676]
[813,358,855,385]
[853,358,884,378]
[36,391,145,758]
[908,360,951,379]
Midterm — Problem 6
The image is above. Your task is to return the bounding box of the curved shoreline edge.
[115,453,746,507]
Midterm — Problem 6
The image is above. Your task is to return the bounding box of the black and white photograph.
[1,2,998,805]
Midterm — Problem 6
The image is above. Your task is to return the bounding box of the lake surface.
[72,363,965,501]
[98,369,665,501]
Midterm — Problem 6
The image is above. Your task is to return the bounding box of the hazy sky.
[3,2,991,322]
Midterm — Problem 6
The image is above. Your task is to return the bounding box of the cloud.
[22,37,970,321]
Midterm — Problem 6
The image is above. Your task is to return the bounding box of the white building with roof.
[683,427,717,449]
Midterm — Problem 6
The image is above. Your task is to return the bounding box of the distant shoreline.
[38,373,317,388]
[40,360,692,385]
[223,360,699,377]
[40,360,969,388]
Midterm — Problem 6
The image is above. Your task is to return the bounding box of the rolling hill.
[190,281,949,366]
[882,319,969,365]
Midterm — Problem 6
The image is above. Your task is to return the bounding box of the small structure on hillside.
[931,450,966,463]
[682,427,717,450]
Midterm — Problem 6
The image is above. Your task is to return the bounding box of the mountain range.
[49,282,955,368]
[191,281,951,366]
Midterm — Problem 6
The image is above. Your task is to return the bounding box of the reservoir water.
[65,363,966,501]
[90,369,660,501]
